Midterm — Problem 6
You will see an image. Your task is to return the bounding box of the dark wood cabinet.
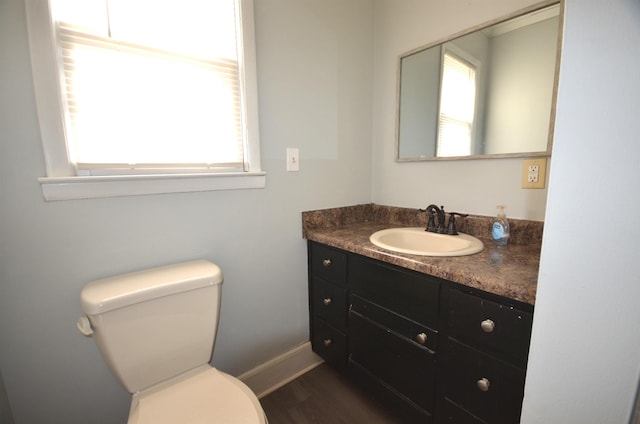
[348,255,441,420]
[307,241,534,423]
[438,287,533,424]
[308,243,348,369]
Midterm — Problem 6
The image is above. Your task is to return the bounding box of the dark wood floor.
[260,364,405,424]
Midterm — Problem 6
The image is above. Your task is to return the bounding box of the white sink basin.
[369,227,484,257]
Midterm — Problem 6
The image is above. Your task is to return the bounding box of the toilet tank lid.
[81,260,223,315]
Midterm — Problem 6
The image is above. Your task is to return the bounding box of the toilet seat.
[128,366,267,424]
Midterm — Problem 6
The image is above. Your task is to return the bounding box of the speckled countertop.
[302,204,543,305]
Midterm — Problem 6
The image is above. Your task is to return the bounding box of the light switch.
[286,148,299,172]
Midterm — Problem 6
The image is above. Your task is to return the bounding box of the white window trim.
[25,0,265,201]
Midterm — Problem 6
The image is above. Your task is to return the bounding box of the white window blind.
[52,0,246,174]
[437,51,477,157]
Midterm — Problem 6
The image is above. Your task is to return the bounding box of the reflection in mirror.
[397,3,561,161]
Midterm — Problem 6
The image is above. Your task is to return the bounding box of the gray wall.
[0,0,373,423]
[0,370,14,424]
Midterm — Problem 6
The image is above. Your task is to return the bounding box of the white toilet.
[76,260,267,424]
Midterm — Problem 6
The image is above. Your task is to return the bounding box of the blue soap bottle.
[492,205,510,246]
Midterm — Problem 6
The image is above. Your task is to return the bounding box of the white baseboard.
[238,341,324,399]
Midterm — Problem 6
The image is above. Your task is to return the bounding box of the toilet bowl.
[77,260,267,423]
[129,366,265,424]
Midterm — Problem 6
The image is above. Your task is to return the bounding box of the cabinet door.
[349,310,436,413]
[440,339,525,424]
[350,255,440,328]
[447,288,532,367]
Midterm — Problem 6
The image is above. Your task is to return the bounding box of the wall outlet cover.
[522,158,547,189]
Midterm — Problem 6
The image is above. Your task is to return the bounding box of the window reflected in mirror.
[437,48,478,157]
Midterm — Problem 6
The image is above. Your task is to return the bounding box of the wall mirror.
[396,2,561,161]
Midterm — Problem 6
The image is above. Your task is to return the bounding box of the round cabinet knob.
[322,259,332,267]
[323,338,332,347]
[477,378,490,392]
[415,332,428,345]
[323,297,332,306]
[481,319,495,333]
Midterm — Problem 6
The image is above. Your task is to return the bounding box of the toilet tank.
[80,260,223,393]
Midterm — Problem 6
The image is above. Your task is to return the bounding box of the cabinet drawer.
[441,339,525,424]
[349,310,436,412]
[350,255,440,328]
[312,277,347,330]
[311,319,346,368]
[447,288,532,366]
[438,399,487,424]
[350,293,437,352]
[310,243,347,286]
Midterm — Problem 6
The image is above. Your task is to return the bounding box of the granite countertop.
[302,204,542,305]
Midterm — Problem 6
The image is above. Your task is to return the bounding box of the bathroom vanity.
[303,205,540,423]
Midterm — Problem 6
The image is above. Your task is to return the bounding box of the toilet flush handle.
[76,316,94,336]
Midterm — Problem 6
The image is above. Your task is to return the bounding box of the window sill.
[38,172,267,201]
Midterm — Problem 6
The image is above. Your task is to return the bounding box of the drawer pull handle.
[323,297,332,306]
[477,378,490,392]
[416,332,428,345]
[322,259,332,267]
[323,338,332,347]
[481,319,495,333]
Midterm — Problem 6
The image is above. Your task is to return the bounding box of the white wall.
[521,0,640,422]
[484,17,558,154]
[372,0,550,220]
[0,0,373,423]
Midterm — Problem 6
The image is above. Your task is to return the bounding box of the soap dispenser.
[492,205,510,246]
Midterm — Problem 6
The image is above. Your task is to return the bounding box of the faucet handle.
[446,212,468,235]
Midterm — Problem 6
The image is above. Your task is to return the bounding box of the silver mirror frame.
[395,0,564,162]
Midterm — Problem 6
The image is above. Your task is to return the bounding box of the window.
[26,0,264,200]
[436,47,479,157]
